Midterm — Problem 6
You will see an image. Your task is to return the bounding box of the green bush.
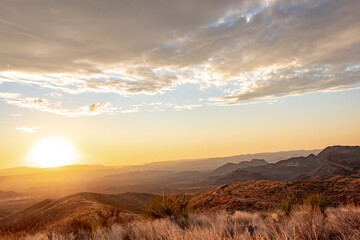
[303,194,330,215]
[281,198,295,216]
[144,194,190,220]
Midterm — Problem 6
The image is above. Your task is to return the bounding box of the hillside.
[0,167,129,197]
[211,159,268,176]
[0,209,11,219]
[1,176,360,238]
[190,177,360,213]
[214,169,267,184]
[309,146,360,177]
[0,190,20,199]
[0,192,154,237]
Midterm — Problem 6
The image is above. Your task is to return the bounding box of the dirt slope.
[0,192,154,237]
[190,177,360,213]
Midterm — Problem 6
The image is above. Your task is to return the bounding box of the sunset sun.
[30,137,76,168]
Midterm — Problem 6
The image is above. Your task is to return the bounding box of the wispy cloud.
[55,103,116,117]
[10,113,23,117]
[0,93,116,117]
[15,127,41,133]
[174,104,202,110]
[47,92,63,98]
[218,64,360,104]
[0,92,21,99]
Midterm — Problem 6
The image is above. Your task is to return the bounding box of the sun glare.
[30,137,76,168]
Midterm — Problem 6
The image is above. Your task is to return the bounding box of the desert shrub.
[70,218,93,232]
[18,206,360,240]
[303,194,330,215]
[280,198,295,216]
[143,194,190,221]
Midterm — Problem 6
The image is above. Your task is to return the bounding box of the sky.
[0,0,360,169]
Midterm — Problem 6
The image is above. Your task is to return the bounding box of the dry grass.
[143,194,190,221]
[303,194,330,215]
[18,205,360,240]
[190,178,360,213]
[280,197,295,216]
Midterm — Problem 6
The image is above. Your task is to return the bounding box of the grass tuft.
[143,194,191,221]
[303,194,330,215]
[280,198,296,216]
[19,205,360,240]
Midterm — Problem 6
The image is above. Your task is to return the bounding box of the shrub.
[19,206,360,240]
[143,194,190,221]
[66,217,93,234]
[303,194,330,215]
[281,198,295,216]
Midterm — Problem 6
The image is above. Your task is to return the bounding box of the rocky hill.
[309,146,360,177]
[210,146,360,184]
[190,177,360,213]
[0,192,154,237]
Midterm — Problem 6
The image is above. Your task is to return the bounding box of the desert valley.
[0,145,360,239]
[1,0,360,239]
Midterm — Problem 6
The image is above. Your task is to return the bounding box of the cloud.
[219,64,360,104]
[6,97,53,111]
[15,127,41,133]
[174,104,202,110]
[10,113,23,117]
[120,108,140,113]
[52,103,116,117]
[47,92,63,98]
[0,93,116,117]
[82,68,179,95]
[0,0,359,104]
[0,92,21,99]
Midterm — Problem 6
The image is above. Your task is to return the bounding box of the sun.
[30,137,76,168]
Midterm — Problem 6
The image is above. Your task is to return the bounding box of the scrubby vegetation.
[303,194,331,215]
[190,179,360,213]
[280,194,329,217]
[1,189,359,240]
[280,197,295,216]
[17,204,360,240]
[143,194,190,221]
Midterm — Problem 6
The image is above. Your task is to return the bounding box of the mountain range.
[211,145,360,184]
[0,145,358,220]
[0,145,359,238]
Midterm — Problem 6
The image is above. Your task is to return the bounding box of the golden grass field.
[17,205,360,240]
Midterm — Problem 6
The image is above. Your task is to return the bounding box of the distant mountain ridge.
[0,149,320,177]
[309,145,360,176]
[211,145,360,184]
[212,159,268,176]
[0,149,321,197]
[126,149,321,172]
[0,146,355,200]
[0,164,115,177]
